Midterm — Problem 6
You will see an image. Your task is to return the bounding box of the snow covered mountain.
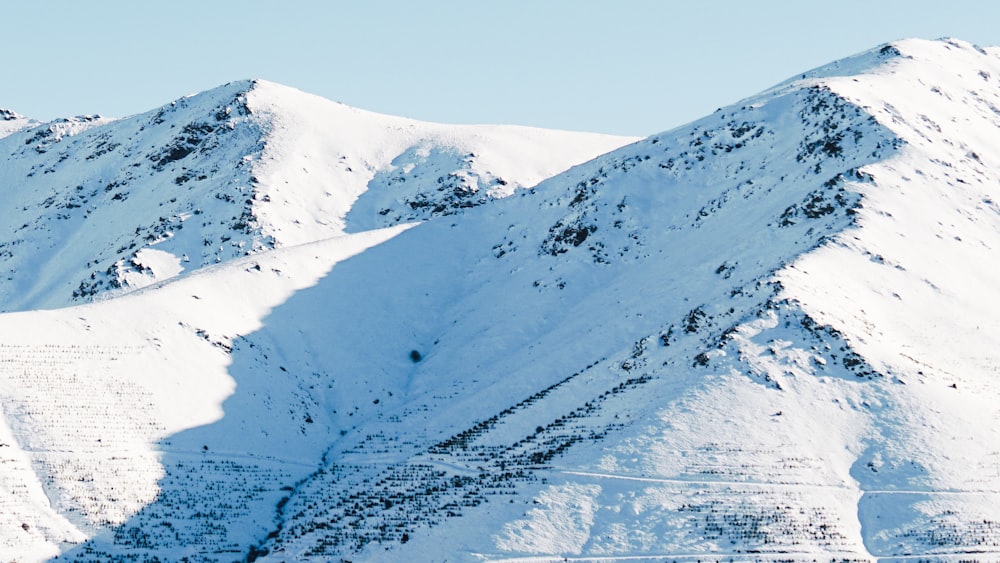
[0,80,630,312]
[0,109,37,140]
[1,37,1000,562]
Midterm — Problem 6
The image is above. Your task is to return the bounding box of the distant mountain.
[1,38,999,562]
[0,108,38,139]
[0,80,631,311]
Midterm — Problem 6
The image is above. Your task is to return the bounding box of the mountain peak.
[0,108,24,121]
[0,78,632,312]
[0,107,37,139]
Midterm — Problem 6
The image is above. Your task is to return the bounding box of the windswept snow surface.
[1,38,999,562]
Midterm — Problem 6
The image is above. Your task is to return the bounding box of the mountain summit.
[0,79,630,311]
[0,108,38,139]
[1,38,1000,562]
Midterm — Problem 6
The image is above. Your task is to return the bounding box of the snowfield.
[0,38,999,562]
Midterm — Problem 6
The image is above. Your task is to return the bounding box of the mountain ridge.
[0,78,632,312]
[0,108,37,139]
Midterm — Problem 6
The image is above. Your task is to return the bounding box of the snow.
[0,79,631,312]
[494,483,602,554]
[0,224,413,559]
[1,38,1000,562]
[117,247,184,289]
[246,79,636,241]
[0,108,37,139]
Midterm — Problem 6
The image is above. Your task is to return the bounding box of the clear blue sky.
[3,0,1000,136]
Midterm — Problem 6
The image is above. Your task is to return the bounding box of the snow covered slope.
[1,38,1000,562]
[0,109,37,139]
[0,80,631,312]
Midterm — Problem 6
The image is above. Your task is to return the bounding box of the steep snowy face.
[0,80,632,312]
[775,38,1000,557]
[781,38,1000,379]
[0,80,266,311]
[244,79,636,241]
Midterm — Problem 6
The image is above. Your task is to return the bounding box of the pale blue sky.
[3,1,1000,136]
